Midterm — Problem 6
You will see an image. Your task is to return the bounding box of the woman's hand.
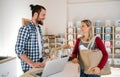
[72,58,79,63]
[90,66,100,75]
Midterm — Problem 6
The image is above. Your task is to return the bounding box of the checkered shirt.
[15,22,44,70]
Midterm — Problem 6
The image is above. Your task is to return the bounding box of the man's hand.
[20,54,45,68]
[30,62,45,68]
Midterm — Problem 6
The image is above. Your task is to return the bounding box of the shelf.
[108,54,113,58]
[114,54,120,58]
[114,46,120,48]
[104,26,113,27]
[105,47,114,49]
[114,26,120,28]
[94,26,103,28]
[114,39,120,41]
[44,35,56,39]
[104,33,113,34]
[114,32,120,34]
[66,26,74,28]
[66,39,76,41]
[94,33,103,34]
[112,65,120,68]
[56,38,64,39]
[103,40,113,41]
[66,33,76,34]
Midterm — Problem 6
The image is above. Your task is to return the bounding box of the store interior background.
[0,0,120,76]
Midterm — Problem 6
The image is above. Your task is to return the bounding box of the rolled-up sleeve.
[15,26,29,57]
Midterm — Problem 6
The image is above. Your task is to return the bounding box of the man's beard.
[37,20,43,25]
[36,15,44,25]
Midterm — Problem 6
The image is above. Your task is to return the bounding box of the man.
[15,4,46,72]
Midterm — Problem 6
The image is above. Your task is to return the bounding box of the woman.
[72,19,108,77]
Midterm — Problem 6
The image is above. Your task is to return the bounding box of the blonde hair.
[81,19,94,41]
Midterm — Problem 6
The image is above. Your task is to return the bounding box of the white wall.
[0,3,2,53]
[0,0,47,76]
[0,0,47,55]
[0,0,67,55]
[68,1,120,24]
[44,0,67,35]
[68,0,120,3]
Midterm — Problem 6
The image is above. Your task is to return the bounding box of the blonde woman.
[72,19,108,77]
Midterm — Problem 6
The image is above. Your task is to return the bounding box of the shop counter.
[21,61,80,77]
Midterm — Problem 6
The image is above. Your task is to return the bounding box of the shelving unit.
[93,20,114,65]
[76,21,81,39]
[66,22,77,47]
[55,35,65,48]
[93,26,103,39]
[113,20,120,67]
[43,34,65,49]
[43,35,56,49]
[105,26,114,66]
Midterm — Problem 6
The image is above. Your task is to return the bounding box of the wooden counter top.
[0,56,16,64]
[21,61,80,77]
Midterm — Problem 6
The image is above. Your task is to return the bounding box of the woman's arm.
[72,38,80,59]
[95,37,108,70]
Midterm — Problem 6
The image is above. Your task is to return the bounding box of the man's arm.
[19,54,45,68]
[19,54,34,67]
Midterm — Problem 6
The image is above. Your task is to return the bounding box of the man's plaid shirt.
[15,22,44,71]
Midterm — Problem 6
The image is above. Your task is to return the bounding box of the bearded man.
[15,4,46,72]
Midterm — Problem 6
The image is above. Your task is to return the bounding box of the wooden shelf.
[104,26,113,27]
[111,65,120,68]
[114,46,120,48]
[114,32,120,34]
[108,54,113,58]
[94,32,103,34]
[104,33,113,34]
[114,39,120,41]
[94,26,103,28]
[43,34,65,49]
[114,54,120,58]
[103,40,113,41]
[66,33,76,34]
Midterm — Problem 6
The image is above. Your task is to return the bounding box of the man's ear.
[34,12,38,18]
